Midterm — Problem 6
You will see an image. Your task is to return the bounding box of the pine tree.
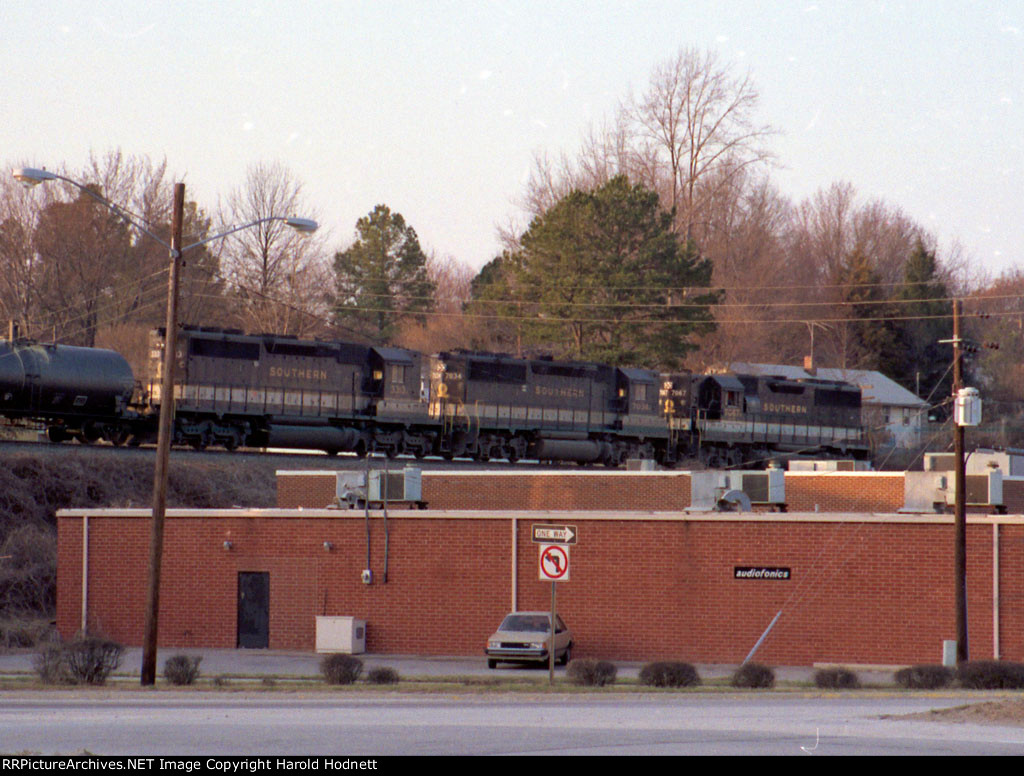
[891,240,953,401]
[333,205,435,344]
[472,176,717,369]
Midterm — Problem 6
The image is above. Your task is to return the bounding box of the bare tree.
[622,47,777,242]
[219,162,329,337]
[784,181,942,371]
[0,171,44,337]
[393,252,476,353]
[30,175,135,347]
[693,167,800,369]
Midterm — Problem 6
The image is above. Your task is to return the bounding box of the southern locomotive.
[0,326,868,467]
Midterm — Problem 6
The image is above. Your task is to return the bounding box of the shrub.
[34,636,125,685]
[894,664,954,690]
[33,643,71,684]
[63,636,125,685]
[566,658,617,687]
[813,667,861,689]
[321,654,364,685]
[638,661,701,688]
[366,666,400,685]
[731,662,775,689]
[163,655,202,686]
[957,661,1024,690]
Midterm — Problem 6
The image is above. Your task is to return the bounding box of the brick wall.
[783,472,904,513]
[58,509,1024,666]
[276,470,694,512]
[276,469,954,514]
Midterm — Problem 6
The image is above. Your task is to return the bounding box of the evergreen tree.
[333,205,435,344]
[472,175,718,369]
[833,247,901,373]
[891,240,953,402]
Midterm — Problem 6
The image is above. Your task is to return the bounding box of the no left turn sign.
[539,544,570,581]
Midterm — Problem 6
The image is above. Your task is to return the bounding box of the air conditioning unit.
[368,467,422,501]
[687,469,786,512]
[903,470,1004,513]
[315,616,366,654]
[943,470,1004,512]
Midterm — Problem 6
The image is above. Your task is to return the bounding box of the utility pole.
[952,299,968,664]
[141,182,185,686]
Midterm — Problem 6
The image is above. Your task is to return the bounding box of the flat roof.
[55,507,1024,526]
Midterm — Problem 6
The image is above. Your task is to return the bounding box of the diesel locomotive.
[0,326,869,466]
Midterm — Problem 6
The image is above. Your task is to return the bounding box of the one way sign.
[531,524,578,545]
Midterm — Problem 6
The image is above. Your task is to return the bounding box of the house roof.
[729,363,928,409]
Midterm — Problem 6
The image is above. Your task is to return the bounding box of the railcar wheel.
[47,427,69,444]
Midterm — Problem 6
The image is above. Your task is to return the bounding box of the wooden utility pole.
[952,298,968,664]
[141,182,185,686]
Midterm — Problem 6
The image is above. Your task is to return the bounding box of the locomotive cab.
[695,374,746,421]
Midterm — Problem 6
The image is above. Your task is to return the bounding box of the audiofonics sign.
[734,567,791,580]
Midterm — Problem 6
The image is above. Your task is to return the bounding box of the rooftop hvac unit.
[334,467,423,508]
[368,467,422,502]
[686,469,786,512]
[315,616,366,654]
[943,470,1004,513]
[902,469,1004,514]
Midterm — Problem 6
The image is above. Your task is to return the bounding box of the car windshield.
[500,614,551,632]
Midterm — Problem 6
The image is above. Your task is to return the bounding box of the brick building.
[56,467,1024,667]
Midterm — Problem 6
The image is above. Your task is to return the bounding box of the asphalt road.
[2,692,1023,756]
[2,650,1022,756]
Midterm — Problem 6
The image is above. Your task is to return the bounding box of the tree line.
[2,48,1021,429]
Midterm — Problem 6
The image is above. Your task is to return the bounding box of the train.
[0,326,869,467]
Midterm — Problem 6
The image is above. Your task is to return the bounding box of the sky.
[2,0,1022,277]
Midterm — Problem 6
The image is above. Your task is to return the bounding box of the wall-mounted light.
[223,540,233,551]
[323,541,334,551]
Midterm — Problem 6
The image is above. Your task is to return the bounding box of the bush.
[321,654,364,685]
[366,666,400,685]
[894,664,954,690]
[34,643,71,684]
[566,658,617,687]
[731,662,775,689]
[63,636,124,685]
[956,661,1024,690]
[638,661,701,688]
[813,667,861,689]
[164,654,202,686]
[34,636,124,685]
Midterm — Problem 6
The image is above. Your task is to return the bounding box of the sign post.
[539,544,570,684]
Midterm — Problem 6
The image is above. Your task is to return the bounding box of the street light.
[14,167,318,685]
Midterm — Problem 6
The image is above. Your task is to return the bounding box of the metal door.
[237,572,270,649]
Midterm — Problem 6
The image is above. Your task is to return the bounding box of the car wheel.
[559,645,572,666]
[487,659,497,669]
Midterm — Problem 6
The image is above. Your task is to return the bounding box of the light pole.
[13,167,317,685]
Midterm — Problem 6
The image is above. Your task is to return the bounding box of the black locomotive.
[0,326,869,467]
